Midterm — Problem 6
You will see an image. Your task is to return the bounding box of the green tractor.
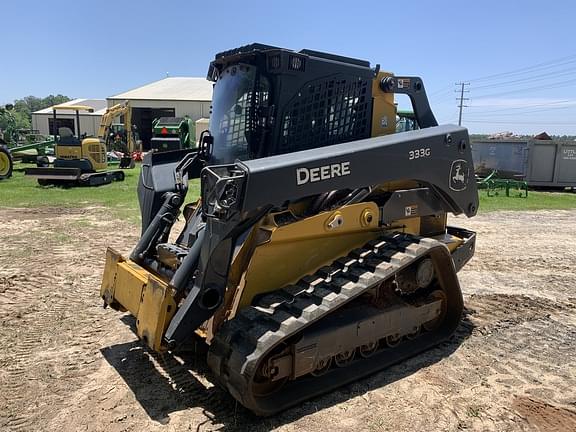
[0,138,13,180]
[150,116,195,152]
[0,104,59,180]
[0,104,16,180]
[396,109,419,132]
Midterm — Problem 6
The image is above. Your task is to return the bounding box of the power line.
[437,108,460,125]
[466,120,576,125]
[470,66,576,91]
[466,54,576,83]
[467,101,576,117]
[467,99,572,111]
[455,82,470,126]
[467,106,576,119]
[431,93,461,104]
[428,84,454,97]
[471,77,576,100]
[433,55,576,130]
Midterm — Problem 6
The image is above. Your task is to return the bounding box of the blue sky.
[2,0,575,135]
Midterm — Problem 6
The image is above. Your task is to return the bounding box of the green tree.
[13,94,71,119]
[0,94,71,142]
[43,94,71,108]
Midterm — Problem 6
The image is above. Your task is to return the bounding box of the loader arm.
[165,124,478,344]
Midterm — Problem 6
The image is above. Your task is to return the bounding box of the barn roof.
[108,77,213,102]
[33,99,107,115]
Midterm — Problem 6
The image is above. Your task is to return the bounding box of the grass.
[2,161,576,218]
[70,218,95,228]
[0,162,200,223]
[478,189,576,212]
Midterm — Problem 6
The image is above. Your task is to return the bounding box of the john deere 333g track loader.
[100,44,478,415]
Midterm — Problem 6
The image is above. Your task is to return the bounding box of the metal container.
[472,139,576,188]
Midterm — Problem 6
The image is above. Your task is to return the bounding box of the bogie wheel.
[311,356,332,376]
[359,341,378,358]
[406,325,421,340]
[385,334,401,348]
[0,146,13,180]
[334,349,355,367]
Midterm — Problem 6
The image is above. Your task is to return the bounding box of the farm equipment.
[4,136,56,162]
[396,109,419,132]
[25,104,129,186]
[150,116,196,152]
[0,139,13,180]
[100,44,478,415]
[477,170,528,197]
[99,101,138,168]
[0,105,17,180]
[0,105,56,180]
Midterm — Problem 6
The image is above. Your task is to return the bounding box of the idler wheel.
[423,290,447,331]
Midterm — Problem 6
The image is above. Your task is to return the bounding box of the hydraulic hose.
[169,227,206,293]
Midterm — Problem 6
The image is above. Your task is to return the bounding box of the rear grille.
[278,76,370,153]
[288,55,305,71]
[268,55,281,70]
[88,143,106,164]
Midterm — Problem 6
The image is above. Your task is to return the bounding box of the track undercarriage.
[25,166,125,187]
[208,233,467,415]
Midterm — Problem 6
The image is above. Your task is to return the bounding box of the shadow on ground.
[101,309,476,432]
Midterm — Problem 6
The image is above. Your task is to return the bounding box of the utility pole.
[455,82,470,126]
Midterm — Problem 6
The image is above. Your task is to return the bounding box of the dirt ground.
[1,207,576,432]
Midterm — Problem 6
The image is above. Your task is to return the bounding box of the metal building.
[31,99,106,137]
[107,77,213,149]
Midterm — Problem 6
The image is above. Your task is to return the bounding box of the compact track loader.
[101,44,478,415]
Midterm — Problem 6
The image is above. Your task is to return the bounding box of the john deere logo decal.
[449,159,469,191]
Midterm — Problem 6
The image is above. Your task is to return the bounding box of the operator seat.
[58,127,80,145]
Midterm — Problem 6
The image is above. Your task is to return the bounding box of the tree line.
[0,95,71,142]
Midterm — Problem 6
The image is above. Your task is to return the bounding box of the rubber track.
[208,233,452,415]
